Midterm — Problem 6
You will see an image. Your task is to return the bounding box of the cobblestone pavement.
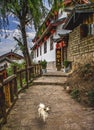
[1,73,94,130]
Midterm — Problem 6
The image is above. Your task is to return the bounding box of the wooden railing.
[0,64,41,125]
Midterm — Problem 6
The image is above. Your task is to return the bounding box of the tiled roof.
[0,57,13,63]
[63,3,94,29]
[0,51,24,60]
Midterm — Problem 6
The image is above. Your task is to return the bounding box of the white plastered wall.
[33,34,56,63]
[32,8,68,65]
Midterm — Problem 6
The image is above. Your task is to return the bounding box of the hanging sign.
[56,48,61,70]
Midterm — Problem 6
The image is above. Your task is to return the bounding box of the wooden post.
[25,65,28,88]
[38,64,40,76]
[33,65,36,77]
[36,64,38,76]
[19,72,23,88]
[39,64,41,75]
[9,81,14,102]
[28,66,30,82]
[31,66,34,78]
[4,83,11,107]
[37,64,39,75]
[0,74,7,124]
[13,66,18,97]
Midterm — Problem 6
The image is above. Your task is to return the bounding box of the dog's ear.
[46,107,50,112]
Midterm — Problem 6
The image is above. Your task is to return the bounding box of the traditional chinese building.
[0,51,24,68]
[63,2,94,70]
[31,0,90,70]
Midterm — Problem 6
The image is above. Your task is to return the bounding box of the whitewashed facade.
[32,1,90,70]
[32,7,69,69]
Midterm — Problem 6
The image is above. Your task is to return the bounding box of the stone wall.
[67,25,94,70]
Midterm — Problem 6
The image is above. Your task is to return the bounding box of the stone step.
[43,73,68,77]
[32,76,67,86]
[42,71,68,77]
[32,82,66,86]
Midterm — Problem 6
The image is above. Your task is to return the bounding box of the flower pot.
[42,69,47,74]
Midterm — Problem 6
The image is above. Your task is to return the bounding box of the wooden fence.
[0,64,41,125]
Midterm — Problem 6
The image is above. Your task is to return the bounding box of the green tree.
[1,0,64,66]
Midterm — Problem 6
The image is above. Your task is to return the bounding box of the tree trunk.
[20,19,31,67]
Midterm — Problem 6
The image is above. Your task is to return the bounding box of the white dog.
[38,103,50,122]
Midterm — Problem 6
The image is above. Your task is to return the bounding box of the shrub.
[71,89,80,101]
[40,60,47,69]
[7,62,25,76]
[88,88,94,107]
[63,60,71,68]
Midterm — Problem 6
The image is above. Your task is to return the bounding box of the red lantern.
[44,36,47,41]
[51,29,55,34]
[56,43,60,49]
[46,21,50,26]
[54,11,58,16]
[60,42,63,47]
[59,41,66,48]
[36,45,38,49]
[63,41,66,47]
[63,43,66,47]
[64,0,72,5]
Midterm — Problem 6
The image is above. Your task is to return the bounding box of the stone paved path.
[1,71,94,130]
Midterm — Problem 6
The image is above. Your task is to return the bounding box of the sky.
[0,14,36,56]
[0,1,50,56]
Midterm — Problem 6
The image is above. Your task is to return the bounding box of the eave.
[32,18,66,49]
[0,57,13,63]
[0,51,24,60]
[63,3,94,30]
[53,33,69,43]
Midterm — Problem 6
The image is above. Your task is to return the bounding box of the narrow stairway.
[33,71,68,86]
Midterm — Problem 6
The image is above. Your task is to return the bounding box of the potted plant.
[40,60,47,74]
[63,60,71,73]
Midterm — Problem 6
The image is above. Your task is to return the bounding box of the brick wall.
[67,25,94,70]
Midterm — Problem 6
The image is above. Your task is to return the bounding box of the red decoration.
[63,43,66,47]
[44,36,48,41]
[33,38,36,42]
[60,42,63,47]
[46,21,50,26]
[36,45,38,49]
[59,41,66,48]
[54,11,58,16]
[56,43,60,49]
[64,0,72,5]
[51,29,56,34]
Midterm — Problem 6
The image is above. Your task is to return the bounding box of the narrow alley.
[1,71,94,130]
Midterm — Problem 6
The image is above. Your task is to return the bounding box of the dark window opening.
[44,41,47,54]
[50,35,53,50]
[80,24,94,39]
